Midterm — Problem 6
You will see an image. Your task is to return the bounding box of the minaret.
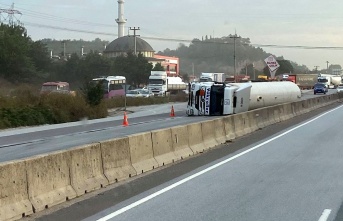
[115,0,127,38]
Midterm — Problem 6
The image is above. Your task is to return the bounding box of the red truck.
[40,81,75,96]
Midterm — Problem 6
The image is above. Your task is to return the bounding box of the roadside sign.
[264,55,280,78]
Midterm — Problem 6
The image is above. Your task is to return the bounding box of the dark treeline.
[0,24,153,89]
[48,52,153,89]
[0,24,311,90]
[41,38,109,58]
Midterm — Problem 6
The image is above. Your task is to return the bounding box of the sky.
[1,0,343,71]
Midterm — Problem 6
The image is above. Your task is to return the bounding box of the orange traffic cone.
[123,112,129,126]
[170,105,175,117]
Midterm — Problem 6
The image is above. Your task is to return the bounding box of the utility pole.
[314,66,319,73]
[192,63,195,81]
[230,32,240,82]
[129,27,140,55]
[326,61,330,74]
[61,40,67,60]
[0,3,22,26]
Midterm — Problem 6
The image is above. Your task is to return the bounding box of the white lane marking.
[96,105,343,221]
[318,209,332,221]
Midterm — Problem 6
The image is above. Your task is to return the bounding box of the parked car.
[126,90,143,97]
[337,84,343,93]
[313,83,328,95]
[140,89,154,98]
[133,89,154,98]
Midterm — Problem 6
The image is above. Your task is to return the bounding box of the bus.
[92,76,127,98]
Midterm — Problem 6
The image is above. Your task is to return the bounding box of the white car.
[126,90,143,97]
[336,84,343,93]
[140,89,154,98]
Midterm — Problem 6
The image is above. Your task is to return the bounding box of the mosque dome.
[103,36,155,58]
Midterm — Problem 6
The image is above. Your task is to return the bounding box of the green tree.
[0,24,51,83]
[81,81,104,106]
[80,51,111,80]
[111,52,152,87]
[152,62,165,71]
[29,41,51,74]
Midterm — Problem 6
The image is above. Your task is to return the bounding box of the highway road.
[0,102,207,162]
[25,94,343,221]
[0,90,337,163]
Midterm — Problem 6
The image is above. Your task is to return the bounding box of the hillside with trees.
[158,35,309,78]
[41,38,109,58]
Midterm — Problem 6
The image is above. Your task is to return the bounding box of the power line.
[21,22,343,51]
[25,22,117,37]
[2,2,343,51]
[0,2,115,28]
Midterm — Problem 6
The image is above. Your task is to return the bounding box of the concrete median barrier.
[277,105,287,121]
[310,98,320,110]
[246,111,259,133]
[267,106,281,124]
[292,100,304,116]
[171,125,193,159]
[266,107,277,125]
[302,100,311,114]
[283,103,295,120]
[187,122,206,153]
[232,113,248,137]
[0,161,33,221]
[26,151,76,213]
[254,107,269,128]
[70,143,109,196]
[128,132,159,174]
[213,118,226,144]
[201,120,219,149]
[101,137,137,184]
[273,106,282,123]
[223,115,236,141]
[151,128,178,166]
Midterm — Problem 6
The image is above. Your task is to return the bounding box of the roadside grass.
[0,87,108,129]
[0,85,188,129]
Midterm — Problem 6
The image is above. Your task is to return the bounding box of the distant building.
[148,55,180,77]
[329,64,342,75]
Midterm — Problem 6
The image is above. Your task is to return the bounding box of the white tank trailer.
[186,81,301,116]
[232,81,301,110]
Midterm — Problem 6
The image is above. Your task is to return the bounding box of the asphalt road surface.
[24,99,343,221]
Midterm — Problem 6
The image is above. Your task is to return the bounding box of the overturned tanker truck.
[186,81,301,116]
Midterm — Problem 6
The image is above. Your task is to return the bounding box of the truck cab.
[148,71,168,96]
[186,82,251,116]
